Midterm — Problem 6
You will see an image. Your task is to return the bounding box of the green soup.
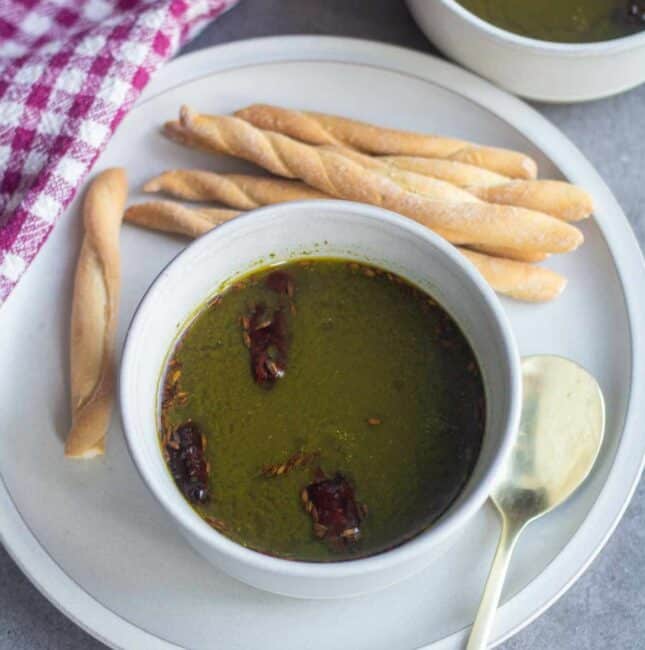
[457,1,645,43]
[160,259,485,561]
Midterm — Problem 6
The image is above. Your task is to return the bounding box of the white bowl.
[407,0,645,102]
[120,200,521,598]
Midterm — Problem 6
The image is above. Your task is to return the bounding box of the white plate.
[1,37,643,650]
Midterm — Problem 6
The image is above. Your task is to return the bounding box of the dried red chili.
[240,270,296,387]
[243,303,290,387]
[166,421,209,504]
[301,473,366,549]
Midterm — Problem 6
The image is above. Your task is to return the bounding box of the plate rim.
[1,35,643,650]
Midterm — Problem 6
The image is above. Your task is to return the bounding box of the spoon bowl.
[467,355,605,649]
[493,355,605,523]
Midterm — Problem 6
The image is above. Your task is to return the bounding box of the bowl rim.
[120,199,522,579]
[439,0,645,54]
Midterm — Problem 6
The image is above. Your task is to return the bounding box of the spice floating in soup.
[457,0,645,43]
[159,259,485,561]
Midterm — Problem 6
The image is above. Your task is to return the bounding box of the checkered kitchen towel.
[0,0,237,306]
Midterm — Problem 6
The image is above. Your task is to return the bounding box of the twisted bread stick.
[144,170,327,208]
[379,155,510,187]
[380,156,592,221]
[468,245,548,263]
[165,120,506,190]
[163,122,591,222]
[460,249,566,302]
[145,161,476,206]
[179,107,582,254]
[164,120,201,148]
[469,180,593,222]
[320,147,548,261]
[144,169,546,263]
[234,104,538,179]
[67,168,127,459]
[322,145,480,204]
[125,201,240,238]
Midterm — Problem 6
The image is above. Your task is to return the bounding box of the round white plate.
[1,37,643,650]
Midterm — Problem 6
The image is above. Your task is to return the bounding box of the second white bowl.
[407,0,645,102]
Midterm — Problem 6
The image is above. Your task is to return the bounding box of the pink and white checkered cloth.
[0,0,237,306]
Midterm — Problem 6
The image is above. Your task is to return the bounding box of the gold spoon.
[467,355,605,650]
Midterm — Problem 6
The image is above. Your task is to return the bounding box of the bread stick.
[323,147,554,260]
[460,249,566,302]
[234,104,537,179]
[179,108,582,254]
[381,156,592,221]
[468,245,549,263]
[322,145,481,204]
[67,168,127,459]
[469,180,593,222]
[125,201,240,238]
[380,155,510,187]
[144,167,540,262]
[166,117,590,222]
[144,170,328,208]
[163,120,222,155]
[164,120,197,147]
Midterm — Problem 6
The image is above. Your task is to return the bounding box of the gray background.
[1,1,643,648]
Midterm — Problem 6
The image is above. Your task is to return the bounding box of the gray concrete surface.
[1,2,643,648]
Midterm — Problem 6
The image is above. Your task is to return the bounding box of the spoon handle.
[466,514,524,650]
